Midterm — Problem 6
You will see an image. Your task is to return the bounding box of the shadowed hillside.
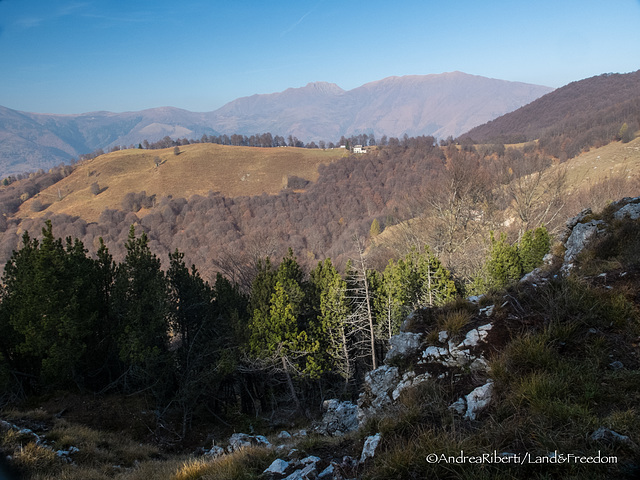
[462,70,640,159]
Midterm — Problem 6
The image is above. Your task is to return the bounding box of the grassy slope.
[558,136,640,191]
[371,136,640,251]
[17,144,347,223]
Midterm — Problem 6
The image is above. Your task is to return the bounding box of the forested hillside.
[461,70,640,160]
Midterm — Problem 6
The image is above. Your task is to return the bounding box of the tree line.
[0,216,551,436]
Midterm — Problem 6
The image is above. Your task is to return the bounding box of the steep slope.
[462,70,640,144]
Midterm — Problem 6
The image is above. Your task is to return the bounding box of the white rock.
[467,294,484,304]
[384,332,423,363]
[278,430,292,439]
[464,381,494,420]
[479,304,495,316]
[438,330,448,343]
[562,220,605,274]
[613,201,640,220]
[360,433,382,462]
[316,399,359,436]
[204,445,225,458]
[227,433,271,452]
[318,464,334,479]
[449,397,466,415]
[264,458,289,475]
[591,427,631,444]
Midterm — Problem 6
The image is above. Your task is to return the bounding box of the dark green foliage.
[518,226,550,272]
[486,231,522,289]
[0,221,108,389]
[484,227,550,289]
[111,226,170,392]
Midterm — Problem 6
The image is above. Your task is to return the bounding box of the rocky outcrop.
[560,197,640,274]
[420,322,493,371]
[360,433,381,462]
[561,219,606,274]
[613,199,640,220]
[227,432,272,452]
[383,332,423,363]
[314,399,359,436]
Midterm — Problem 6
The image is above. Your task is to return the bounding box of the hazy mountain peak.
[0,72,554,175]
[303,81,345,94]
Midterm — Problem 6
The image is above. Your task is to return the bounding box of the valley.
[0,69,639,480]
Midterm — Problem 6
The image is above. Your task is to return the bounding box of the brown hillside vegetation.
[17,144,347,223]
[462,70,640,160]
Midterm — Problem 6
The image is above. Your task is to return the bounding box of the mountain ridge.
[0,72,552,176]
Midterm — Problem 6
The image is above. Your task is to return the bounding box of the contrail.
[281,2,322,36]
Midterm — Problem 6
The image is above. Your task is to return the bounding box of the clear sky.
[1,0,639,114]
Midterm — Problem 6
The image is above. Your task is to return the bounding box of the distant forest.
[0,121,637,290]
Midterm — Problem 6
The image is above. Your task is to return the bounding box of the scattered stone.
[300,455,321,465]
[227,433,271,452]
[264,458,289,475]
[438,330,448,343]
[466,294,484,304]
[448,397,466,415]
[360,433,381,463]
[419,323,493,371]
[384,332,423,363]
[318,464,335,479]
[479,304,495,316]
[609,360,624,370]
[590,427,631,445]
[464,381,494,420]
[278,430,292,439]
[204,445,225,458]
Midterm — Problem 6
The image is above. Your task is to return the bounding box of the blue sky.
[1,0,639,114]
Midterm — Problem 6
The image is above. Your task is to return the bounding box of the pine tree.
[310,259,352,385]
[519,226,550,273]
[111,226,170,393]
[486,232,523,288]
[0,221,107,388]
[379,247,457,338]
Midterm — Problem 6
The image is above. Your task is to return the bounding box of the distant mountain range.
[0,72,553,176]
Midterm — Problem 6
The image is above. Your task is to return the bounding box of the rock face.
[360,433,382,462]
[358,365,400,422]
[560,197,640,274]
[561,220,606,274]
[314,399,359,436]
[384,332,423,363]
[613,200,640,220]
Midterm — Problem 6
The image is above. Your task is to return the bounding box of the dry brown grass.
[18,144,347,223]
